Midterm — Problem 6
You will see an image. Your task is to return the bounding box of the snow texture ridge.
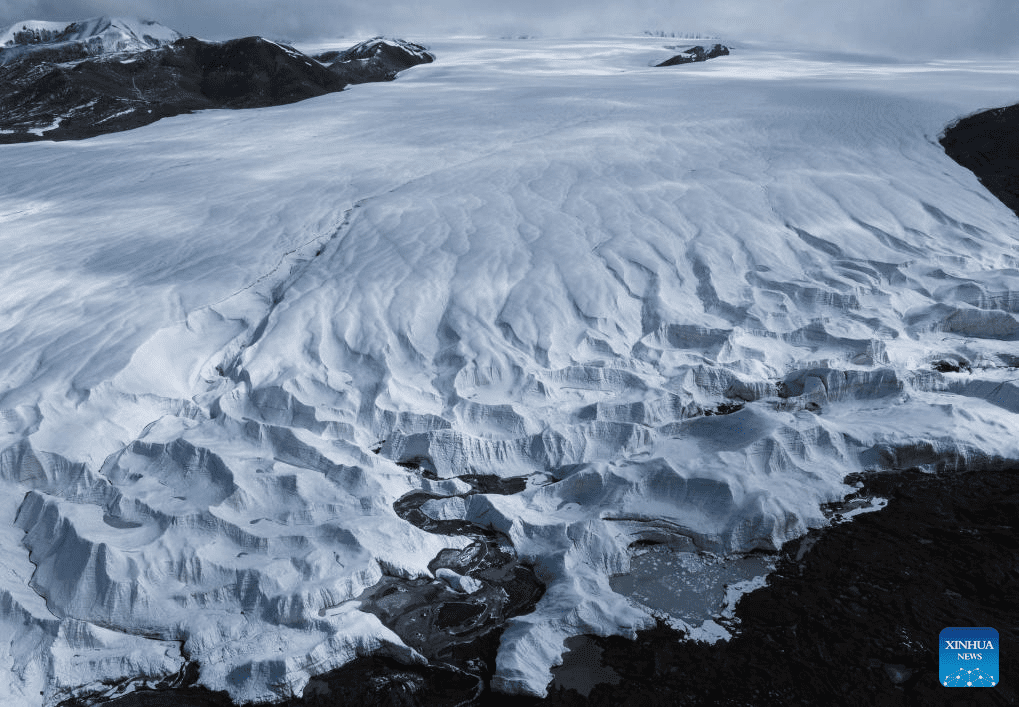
[1,35,1019,702]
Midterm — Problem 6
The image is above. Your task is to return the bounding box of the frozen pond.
[610,545,776,634]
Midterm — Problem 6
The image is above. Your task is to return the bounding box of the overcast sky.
[1,0,1017,58]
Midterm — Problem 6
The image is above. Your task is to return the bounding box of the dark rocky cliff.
[0,35,434,143]
[941,104,1019,220]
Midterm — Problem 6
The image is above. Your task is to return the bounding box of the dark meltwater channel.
[62,469,544,707]
[350,471,544,689]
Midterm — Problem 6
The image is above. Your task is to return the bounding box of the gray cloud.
[1,0,1017,58]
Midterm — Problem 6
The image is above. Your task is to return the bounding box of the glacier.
[1,34,1019,703]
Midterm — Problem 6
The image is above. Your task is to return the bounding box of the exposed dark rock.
[704,401,744,416]
[332,469,541,706]
[538,465,1019,706]
[0,17,180,67]
[366,476,544,667]
[941,104,1019,220]
[656,44,730,67]
[318,37,434,84]
[56,660,234,707]
[932,358,971,373]
[458,474,529,495]
[0,33,433,143]
[301,656,482,707]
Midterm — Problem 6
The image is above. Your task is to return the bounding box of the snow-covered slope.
[1,36,1019,703]
[0,16,180,65]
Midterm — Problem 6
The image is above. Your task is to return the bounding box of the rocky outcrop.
[314,37,434,84]
[656,44,730,67]
[941,104,1019,220]
[0,17,180,66]
[0,29,434,143]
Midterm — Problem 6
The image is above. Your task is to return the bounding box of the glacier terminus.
[0,18,1018,706]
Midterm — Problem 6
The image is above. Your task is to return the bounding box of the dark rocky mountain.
[941,104,1019,220]
[0,29,434,144]
[656,43,730,67]
[313,37,434,84]
[0,17,181,66]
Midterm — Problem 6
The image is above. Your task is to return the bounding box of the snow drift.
[1,34,1019,703]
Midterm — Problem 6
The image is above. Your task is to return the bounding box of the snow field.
[1,35,1019,701]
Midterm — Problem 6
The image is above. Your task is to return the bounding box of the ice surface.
[2,35,1019,702]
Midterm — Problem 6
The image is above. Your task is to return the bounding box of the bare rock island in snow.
[655,43,730,67]
[0,18,433,143]
[312,37,435,85]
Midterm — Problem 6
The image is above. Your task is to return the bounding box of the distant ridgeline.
[0,17,433,143]
[941,104,1019,220]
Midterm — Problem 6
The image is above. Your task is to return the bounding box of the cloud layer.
[1,0,1017,58]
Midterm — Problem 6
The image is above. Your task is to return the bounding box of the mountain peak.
[0,15,181,65]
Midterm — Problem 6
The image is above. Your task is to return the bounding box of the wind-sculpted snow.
[1,36,1019,703]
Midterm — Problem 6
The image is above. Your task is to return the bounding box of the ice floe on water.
[2,34,1019,703]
